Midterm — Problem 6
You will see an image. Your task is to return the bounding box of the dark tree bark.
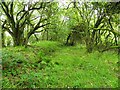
[1,30,5,47]
[65,33,71,45]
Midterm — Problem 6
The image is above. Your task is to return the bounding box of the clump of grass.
[33,41,61,52]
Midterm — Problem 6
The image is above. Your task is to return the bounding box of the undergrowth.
[2,41,118,88]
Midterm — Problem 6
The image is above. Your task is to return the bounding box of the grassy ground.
[2,41,118,88]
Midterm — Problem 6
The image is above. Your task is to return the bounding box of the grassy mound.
[2,41,118,88]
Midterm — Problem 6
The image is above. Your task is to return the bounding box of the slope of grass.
[2,41,118,88]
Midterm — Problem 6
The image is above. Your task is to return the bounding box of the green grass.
[2,41,118,88]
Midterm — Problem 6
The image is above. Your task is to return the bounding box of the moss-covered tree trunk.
[12,27,24,46]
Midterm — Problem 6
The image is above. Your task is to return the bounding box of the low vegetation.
[2,41,118,88]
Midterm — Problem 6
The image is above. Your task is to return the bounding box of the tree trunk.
[85,35,92,53]
[13,37,22,46]
[65,33,71,45]
[13,30,24,46]
[46,30,49,40]
[90,16,104,52]
[2,30,5,47]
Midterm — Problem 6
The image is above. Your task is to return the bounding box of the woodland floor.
[2,41,118,88]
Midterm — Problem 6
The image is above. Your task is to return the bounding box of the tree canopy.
[0,0,119,52]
